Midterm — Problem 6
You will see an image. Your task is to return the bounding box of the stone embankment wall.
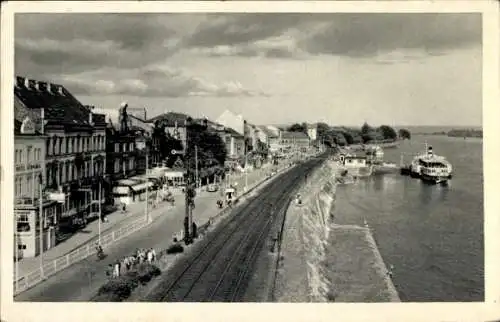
[274,157,400,302]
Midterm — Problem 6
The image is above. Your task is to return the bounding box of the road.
[14,191,223,301]
[144,155,326,302]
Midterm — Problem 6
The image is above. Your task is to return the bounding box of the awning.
[118,179,140,186]
[131,182,153,192]
[113,186,130,195]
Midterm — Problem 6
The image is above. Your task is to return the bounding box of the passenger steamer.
[408,144,453,185]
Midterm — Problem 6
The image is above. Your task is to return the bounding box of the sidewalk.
[16,192,182,277]
[16,163,283,279]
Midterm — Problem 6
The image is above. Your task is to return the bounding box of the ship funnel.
[427,146,433,155]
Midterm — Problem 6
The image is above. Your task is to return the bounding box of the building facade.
[14,116,59,258]
[281,131,311,153]
[15,76,107,233]
[221,128,245,160]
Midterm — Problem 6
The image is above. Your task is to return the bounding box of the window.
[114,160,120,173]
[115,143,120,153]
[27,146,33,162]
[15,149,18,163]
[59,138,63,154]
[15,177,19,196]
[130,143,134,151]
[123,143,127,152]
[17,213,30,232]
[65,138,69,154]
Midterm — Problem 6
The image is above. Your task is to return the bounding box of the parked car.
[207,184,219,192]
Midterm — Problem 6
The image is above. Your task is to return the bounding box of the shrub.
[96,278,134,301]
[136,263,161,285]
[94,264,161,301]
[166,243,184,254]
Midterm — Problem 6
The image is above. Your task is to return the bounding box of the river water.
[332,135,484,302]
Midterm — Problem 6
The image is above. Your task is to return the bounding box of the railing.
[13,215,148,296]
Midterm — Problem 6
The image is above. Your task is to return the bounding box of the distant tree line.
[447,129,483,138]
[286,121,411,148]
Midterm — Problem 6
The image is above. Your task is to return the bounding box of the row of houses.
[13,76,319,258]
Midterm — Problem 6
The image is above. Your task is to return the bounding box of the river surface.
[332,135,484,302]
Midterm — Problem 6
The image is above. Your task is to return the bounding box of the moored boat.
[408,144,453,184]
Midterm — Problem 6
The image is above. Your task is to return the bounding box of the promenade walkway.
[16,190,183,276]
[15,163,286,300]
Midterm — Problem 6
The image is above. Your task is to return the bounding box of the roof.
[146,112,190,127]
[257,126,278,138]
[281,131,309,139]
[14,76,106,131]
[224,127,244,138]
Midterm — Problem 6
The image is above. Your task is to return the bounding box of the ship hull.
[420,173,449,185]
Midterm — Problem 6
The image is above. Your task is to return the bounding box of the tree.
[398,128,412,140]
[288,123,307,133]
[377,125,398,141]
[185,122,227,180]
[361,122,372,135]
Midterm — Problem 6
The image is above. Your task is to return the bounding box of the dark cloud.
[15,13,179,76]
[183,14,311,48]
[300,13,481,57]
[184,13,481,58]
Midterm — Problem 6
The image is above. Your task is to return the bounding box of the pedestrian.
[124,256,131,271]
[147,249,153,264]
[151,248,156,262]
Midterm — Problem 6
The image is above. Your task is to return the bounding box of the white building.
[14,116,59,258]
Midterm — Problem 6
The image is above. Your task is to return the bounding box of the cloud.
[14,13,193,76]
[183,13,481,59]
[50,64,266,98]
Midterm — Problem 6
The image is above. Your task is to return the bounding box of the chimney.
[144,108,147,121]
[47,83,52,94]
[35,81,40,91]
[89,111,93,125]
[58,86,64,96]
[24,77,30,88]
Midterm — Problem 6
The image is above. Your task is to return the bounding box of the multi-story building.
[280,131,311,153]
[221,127,245,161]
[216,110,253,154]
[14,76,107,233]
[14,115,59,258]
[146,111,189,153]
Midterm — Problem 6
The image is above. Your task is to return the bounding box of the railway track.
[144,156,325,302]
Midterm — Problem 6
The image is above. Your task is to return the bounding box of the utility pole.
[98,178,101,244]
[145,151,149,223]
[38,173,44,279]
[195,145,199,191]
[244,152,248,191]
[184,119,194,245]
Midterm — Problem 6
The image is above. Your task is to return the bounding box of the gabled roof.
[14,76,106,131]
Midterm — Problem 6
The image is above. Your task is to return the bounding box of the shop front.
[14,199,58,259]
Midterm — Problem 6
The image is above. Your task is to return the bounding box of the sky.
[15,13,482,127]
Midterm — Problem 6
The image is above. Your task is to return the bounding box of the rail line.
[145,157,324,302]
